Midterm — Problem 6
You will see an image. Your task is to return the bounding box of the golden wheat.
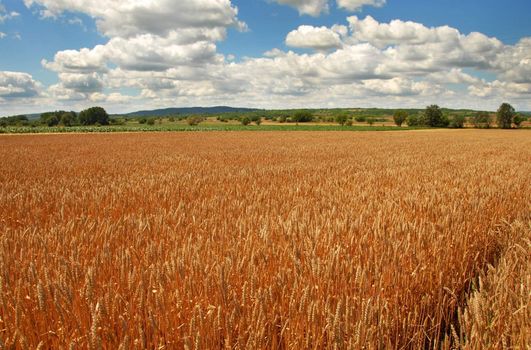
[0,130,529,349]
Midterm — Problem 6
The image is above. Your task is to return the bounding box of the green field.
[0,123,424,134]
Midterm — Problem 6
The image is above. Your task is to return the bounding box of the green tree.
[335,114,348,126]
[393,110,408,127]
[1,115,28,127]
[249,115,262,125]
[449,115,466,128]
[406,114,425,127]
[40,111,63,126]
[147,118,155,125]
[291,110,314,123]
[240,117,251,126]
[79,107,109,125]
[496,103,515,129]
[186,116,205,126]
[513,114,524,128]
[59,112,77,126]
[366,117,375,126]
[472,112,492,128]
[47,115,60,126]
[424,105,449,127]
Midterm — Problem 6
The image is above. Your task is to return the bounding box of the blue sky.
[1,0,530,115]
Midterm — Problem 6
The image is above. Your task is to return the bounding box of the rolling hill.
[123,106,261,117]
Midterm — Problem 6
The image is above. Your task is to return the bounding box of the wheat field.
[0,130,529,349]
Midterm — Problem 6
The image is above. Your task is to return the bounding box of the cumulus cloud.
[58,73,104,93]
[494,38,531,84]
[0,71,41,99]
[0,31,6,39]
[23,0,246,38]
[43,46,108,73]
[346,16,505,75]
[22,0,245,105]
[2,1,529,113]
[286,25,345,50]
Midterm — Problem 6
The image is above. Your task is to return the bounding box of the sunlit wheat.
[0,130,529,348]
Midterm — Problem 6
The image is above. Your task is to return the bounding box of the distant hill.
[123,106,261,117]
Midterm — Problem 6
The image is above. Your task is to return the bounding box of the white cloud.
[426,69,480,85]
[0,3,20,23]
[58,72,104,93]
[43,46,108,73]
[468,80,531,99]
[0,31,6,39]
[273,0,386,16]
[286,25,345,50]
[0,71,41,99]
[1,1,529,114]
[362,77,434,96]
[494,38,531,84]
[274,0,329,16]
[24,0,244,106]
[337,0,386,12]
[24,0,246,38]
[347,16,504,74]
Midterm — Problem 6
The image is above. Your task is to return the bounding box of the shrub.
[291,111,314,123]
[249,115,262,125]
[147,118,155,125]
[187,116,205,126]
[367,118,375,126]
[138,118,147,124]
[355,116,366,122]
[335,114,348,126]
[240,117,251,126]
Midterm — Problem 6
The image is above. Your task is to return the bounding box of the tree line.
[391,103,525,129]
[1,103,527,129]
[0,107,110,127]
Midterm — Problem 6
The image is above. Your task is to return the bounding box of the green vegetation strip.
[0,124,425,134]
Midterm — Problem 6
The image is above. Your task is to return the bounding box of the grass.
[0,130,529,349]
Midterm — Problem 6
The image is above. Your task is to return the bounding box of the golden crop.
[0,130,529,349]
